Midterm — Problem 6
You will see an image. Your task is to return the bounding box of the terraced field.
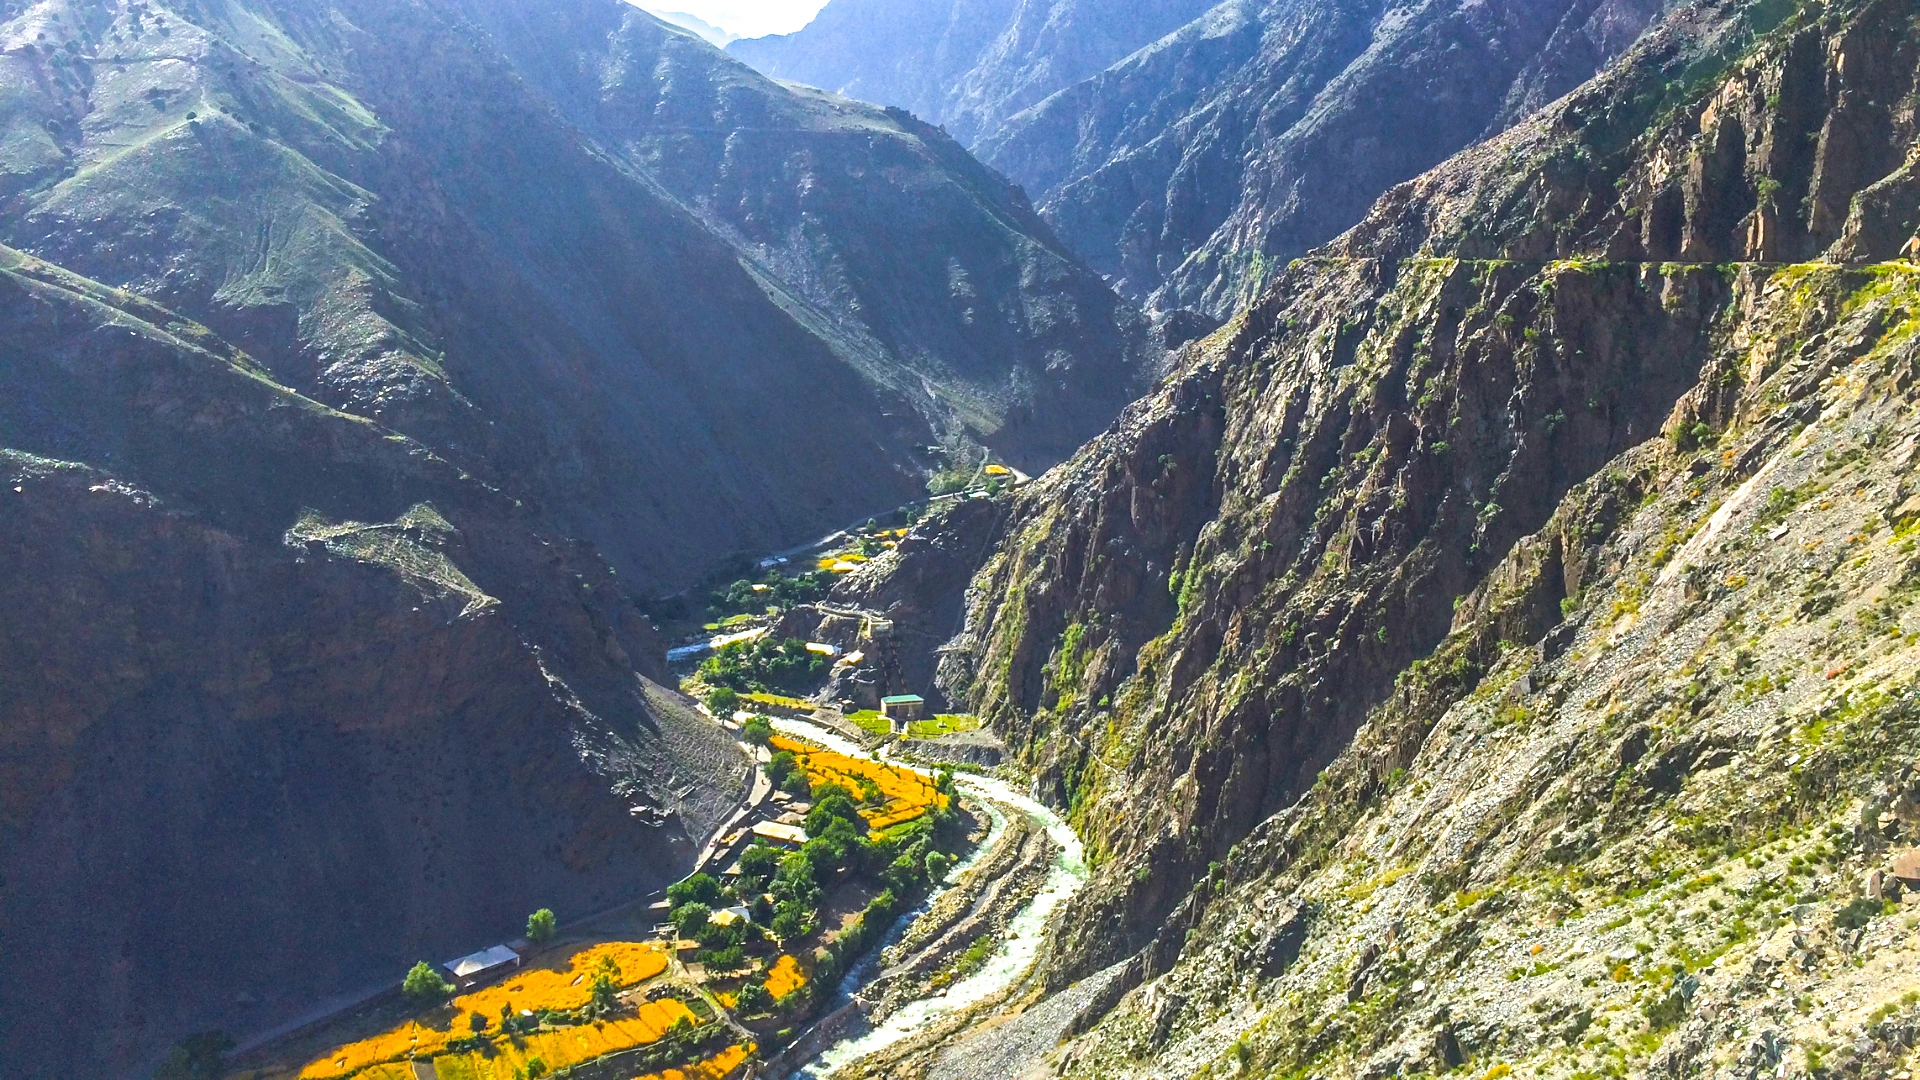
[769,735,949,830]
[274,943,684,1080]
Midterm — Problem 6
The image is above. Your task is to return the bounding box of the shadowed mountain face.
[442,0,1147,470]
[0,245,749,1078]
[727,0,1218,147]
[0,0,1142,587]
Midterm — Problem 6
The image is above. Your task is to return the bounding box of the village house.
[442,944,521,988]
[750,820,808,847]
[881,694,925,730]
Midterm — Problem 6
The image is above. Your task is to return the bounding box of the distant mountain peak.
[642,7,738,45]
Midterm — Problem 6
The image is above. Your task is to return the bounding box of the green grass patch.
[846,710,890,735]
[746,691,814,712]
[907,714,981,738]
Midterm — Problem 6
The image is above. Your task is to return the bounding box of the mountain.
[0,0,1143,590]
[645,8,736,45]
[0,0,1144,1072]
[0,244,748,1078]
[442,0,1148,471]
[839,0,1920,1074]
[727,0,1218,147]
[728,0,1674,324]
[976,0,1669,320]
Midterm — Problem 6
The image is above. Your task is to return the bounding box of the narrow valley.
[8,0,1920,1076]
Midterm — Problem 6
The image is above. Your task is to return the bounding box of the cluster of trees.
[658,771,961,1012]
[708,571,829,619]
[743,776,955,941]
[699,636,829,694]
[666,874,751,973]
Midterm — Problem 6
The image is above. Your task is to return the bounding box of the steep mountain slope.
[0,244,747,1078]
[441,0,1145,468]
[727,0,1216,148]
[0,0,1141,587]
[835,0,1920,1074]
[977,0,1668,320]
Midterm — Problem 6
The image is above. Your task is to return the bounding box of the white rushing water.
[763,715,1089,1079]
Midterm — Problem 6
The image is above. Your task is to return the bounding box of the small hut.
[880,694,925,730]
[443,945,521,988]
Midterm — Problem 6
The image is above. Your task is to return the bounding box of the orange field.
[763,954,807,999]
[298,942,672,1078]
[632,1042,754,1080]
[769,735,947,830]
[422,999,697,1079]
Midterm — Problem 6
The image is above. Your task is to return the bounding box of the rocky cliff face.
[860,0,1920,1074]
[726,0,1217,148]
[977,0,1668,319]
[0,246,748,1077]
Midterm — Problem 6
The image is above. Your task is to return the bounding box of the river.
[764,716,1088,1079]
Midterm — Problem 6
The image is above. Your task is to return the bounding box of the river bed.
[764,715,1087,1079]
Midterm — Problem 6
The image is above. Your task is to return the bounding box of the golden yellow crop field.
[423,999,697,1079]
[763,954,807,999]
[297,942,670,1078]
[631,1042,753,1080]
[768,736,947,830]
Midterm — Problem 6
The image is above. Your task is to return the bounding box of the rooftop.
[750,821,809,845]
[881,694,924,705]
[443,944,519,979]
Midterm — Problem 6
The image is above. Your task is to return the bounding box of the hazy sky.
[637,0,830,37]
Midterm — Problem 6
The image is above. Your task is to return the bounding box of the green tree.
[742,715,773,746]
[667,872,722,907]
[925,849,954,882]
[402,961,454,1002]
[526,907,556,944]
[671,901,712,940]
[738,841,782,878]
[588,952,622,1012]
[771,852,820,909]
[698,944,747,973]
[469,1012,490,1034]
[155,1031,232,1080]
[804,787,863,836]
[735,980,772,1014]
[770,904,809,940]
[705,686,740,716]
[780,765,813,799]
